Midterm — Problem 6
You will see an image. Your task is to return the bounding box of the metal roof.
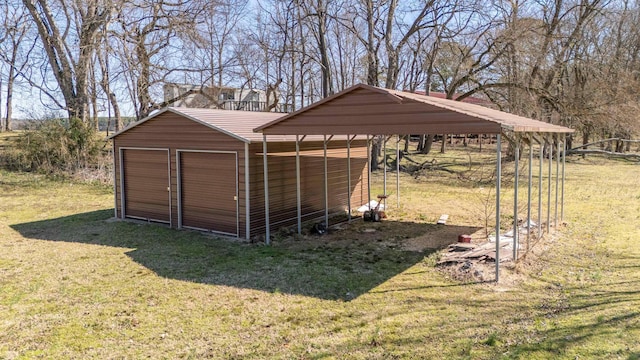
[254,84,574,135]
[109,107,311,143]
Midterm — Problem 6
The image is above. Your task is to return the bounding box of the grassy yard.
[0,143,639,359]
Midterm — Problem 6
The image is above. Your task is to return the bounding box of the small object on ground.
[362,228,377,233]
[458,234,472,243]
[460,260,472,272]
[437,214,449,225]
[310,222,327,235]
[364,195,387,222]
[357,200,384,212]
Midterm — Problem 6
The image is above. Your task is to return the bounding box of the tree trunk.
[582,131,590,149]
[97,35,122,131]
[421,134,434,154]
[5,60,15,132]
[370,141,379,170]
[109,91,123,131]
[365,0,378,87]
[316,2,333,98]
[136,37,152,119]
[90,60,99,130]
[383,0,398,88]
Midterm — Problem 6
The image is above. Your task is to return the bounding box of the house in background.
[163,83,291,113]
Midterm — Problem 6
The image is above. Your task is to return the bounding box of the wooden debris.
[486,248,513,263]
[438,240,512,265]
[447,243,477,252]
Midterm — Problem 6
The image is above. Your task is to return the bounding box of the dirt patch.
[274,218,481,254]
[401,226,486,252]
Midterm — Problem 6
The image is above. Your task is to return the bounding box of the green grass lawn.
[1,145,639,359]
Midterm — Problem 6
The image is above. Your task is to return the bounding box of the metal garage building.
[110,107,368,239]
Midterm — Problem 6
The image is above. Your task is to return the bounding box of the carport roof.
[254,84,574,135]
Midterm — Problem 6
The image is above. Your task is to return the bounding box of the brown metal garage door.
[121,148,171,223]
[178,151,238,236]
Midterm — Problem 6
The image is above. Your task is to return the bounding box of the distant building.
[163,83,291,113]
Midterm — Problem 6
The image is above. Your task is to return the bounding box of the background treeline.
[0,0,639,147]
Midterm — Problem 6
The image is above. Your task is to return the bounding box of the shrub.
[1,118,112,183]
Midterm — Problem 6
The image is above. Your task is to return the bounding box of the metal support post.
[561,134,566,221]
[245,143,251,240]
[262,134,270,245]
[396,135,400,207]
[324,135,329,227]
[527,138,533,250]
[367,135,371,209]
[495,134,502,282]
[295,135,302,234]
[347,135,352,222]
[555,135,560,227]
[383,136,387,198]
[547,138,552,234]
[513,136,519,261]
[538,138,543,238]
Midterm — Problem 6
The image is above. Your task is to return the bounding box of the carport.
[254,83,574,282]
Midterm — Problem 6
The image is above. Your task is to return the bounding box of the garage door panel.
[183,206,237,217]
[181,195,236,207]
[122,149,171,223]
[180,151,238,235]
[126,180,169,190]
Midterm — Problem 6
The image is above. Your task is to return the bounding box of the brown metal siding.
[114,112,247,237]
[248,140,368,234]
[121,149,171,223]
[179,151,238,235]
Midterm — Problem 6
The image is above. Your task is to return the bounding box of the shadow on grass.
[504,310,640,359]
[502,275,640,358]
[11,209,479,301]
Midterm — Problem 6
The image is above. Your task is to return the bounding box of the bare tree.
[21,0,113,121]
[96,15,123,131]
[180,0,246,108]
[247,0,300,112]
[383,0,460,89]
[299,0,335,98]
[113,0,202,119]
